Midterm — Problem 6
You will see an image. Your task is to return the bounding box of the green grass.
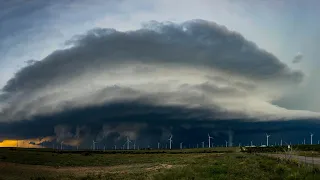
[0,148,223,166]
[1,148,320,180]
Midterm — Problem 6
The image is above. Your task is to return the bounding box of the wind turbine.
[114,145,117,150]
[266,134,270,146]
[158,142,160,149]
[168,135,173,149]
[133,141,136,150]
[250,141,253,147]
[201,141,205,148]
[125,137,131,150]
[225,140,228,147]
[92,140,97,150]
[310,133,314,145]
[60,141,64,150]
[304,138,306,145]
[280,139,283,146]
[180,142,183,149]
[208,134,213,148]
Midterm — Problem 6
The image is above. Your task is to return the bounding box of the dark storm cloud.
[0,100,319,148]
[3,19,303,92]
[1,19,317,145]
[0,0,57,52]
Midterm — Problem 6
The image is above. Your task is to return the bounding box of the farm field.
[1,147,320,180]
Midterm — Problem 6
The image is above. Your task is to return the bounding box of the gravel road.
[264,153,320,165]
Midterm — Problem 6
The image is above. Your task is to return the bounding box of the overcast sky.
[0,0,320,148]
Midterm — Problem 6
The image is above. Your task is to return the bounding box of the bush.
[0,155,7,160]
[275,164,289,175]
[81,152,92,156]
[30,177,47,180]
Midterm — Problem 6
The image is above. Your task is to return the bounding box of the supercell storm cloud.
[0,19,319,147]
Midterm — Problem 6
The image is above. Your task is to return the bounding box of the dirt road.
[264,153,320,165]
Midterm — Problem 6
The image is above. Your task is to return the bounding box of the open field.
[1,147,320,180]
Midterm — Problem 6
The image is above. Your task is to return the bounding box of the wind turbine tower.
[201,141,205,148]
[266,134,270,147]
[208,134,213,148]
[310,133,314,145]
[225,140,228,147]
[180,142,183,149]
[61,141,64,150]
[92,140,97,150]
[158,142,160,149]
[168,135,173,149]
[125,137,131,150]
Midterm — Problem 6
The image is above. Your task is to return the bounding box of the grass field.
[1,147,320,180]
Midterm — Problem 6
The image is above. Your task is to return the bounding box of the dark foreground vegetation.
[1,147,320,180]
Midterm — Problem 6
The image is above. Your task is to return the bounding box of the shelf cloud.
[0,20,317,122]
[0,19,319,146]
